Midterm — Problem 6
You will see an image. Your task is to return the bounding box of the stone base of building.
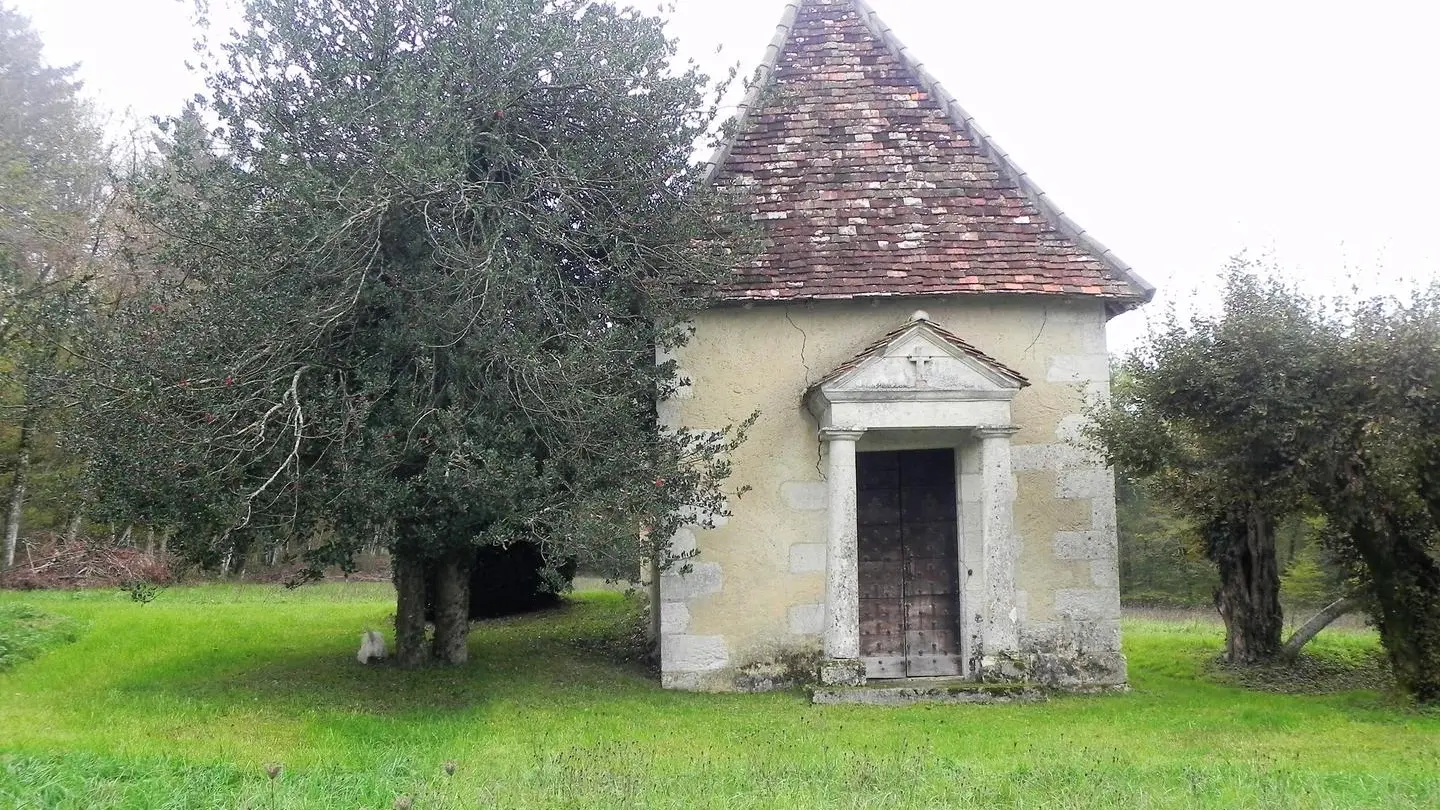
[816,658,867,686]
[811,679,1047,706]
[977,650,1128,690]
[661,648,1127,694]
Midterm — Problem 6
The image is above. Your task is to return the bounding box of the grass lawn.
[1,584,1437,809]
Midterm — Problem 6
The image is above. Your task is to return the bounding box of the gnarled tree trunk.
[393,552,429,668]
[1349,519,1440,703]
[431,550,472,665]
[1209,504,1283,664]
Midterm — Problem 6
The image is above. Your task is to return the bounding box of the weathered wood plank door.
[857,448,962,678]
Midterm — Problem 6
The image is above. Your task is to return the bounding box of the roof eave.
[710,288,1144,310]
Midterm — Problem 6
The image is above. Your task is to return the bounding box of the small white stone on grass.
[357,630,387,664]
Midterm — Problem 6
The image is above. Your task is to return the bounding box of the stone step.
[809,678,1047,706]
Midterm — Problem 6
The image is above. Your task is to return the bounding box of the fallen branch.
[1281,596,1363,660]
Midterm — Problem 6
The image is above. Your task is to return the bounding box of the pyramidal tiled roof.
[708,0,1154,312]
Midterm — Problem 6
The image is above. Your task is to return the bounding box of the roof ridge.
[700,1,802,184]
[842,0,1153,307]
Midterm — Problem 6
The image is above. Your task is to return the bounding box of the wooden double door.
[857,448,963,678]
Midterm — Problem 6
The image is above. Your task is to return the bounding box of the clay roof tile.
[707,0,1154,315]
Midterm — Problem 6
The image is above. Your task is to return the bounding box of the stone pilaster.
[820,428,865,676]
[977,425,1020,658]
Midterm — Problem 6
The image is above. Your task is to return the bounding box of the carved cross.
[908,349,932,386]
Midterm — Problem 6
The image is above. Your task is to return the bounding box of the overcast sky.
[12,0,1439,352]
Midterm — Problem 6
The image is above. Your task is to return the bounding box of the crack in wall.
[783,306,826,479]
[1023,305,1050,359]
[784,306,813,385]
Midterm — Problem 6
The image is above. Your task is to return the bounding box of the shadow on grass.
[107,594,657,717]
[1206,647,1397,696]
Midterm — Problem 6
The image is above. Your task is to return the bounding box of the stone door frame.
[814,425,1019,685]
[805,320,1025,686]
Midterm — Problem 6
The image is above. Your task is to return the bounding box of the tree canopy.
[1089,266,1336,663]
[1089,261,1440,701]
[79,0,752,665]
[0,3,111,570]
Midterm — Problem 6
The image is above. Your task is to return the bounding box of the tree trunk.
[431,550,472,665]
[3,411,36,570]
[1209,505,1283,664]
[1376,567,1440,704]
[647,554,661,643]
[64,510,83,543]
[1281,596,1362,660]
[393,552,429,668]
[1348,519,1440,703]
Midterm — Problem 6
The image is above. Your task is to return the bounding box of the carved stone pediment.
[832,329,1022,396]
[805,313,1028,430]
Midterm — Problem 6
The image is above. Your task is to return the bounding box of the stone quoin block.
[1057,468,1112,500]
[1090,559,1119,588]
[1053,530,1114,561]
[1093,490,1119,523]
[660,602,691,634]
[667,527,697,556]
[781,481,829,511]
[661,634,729,673]
[659,561,723,601]
[789,543,827,574]
[1053,588,1122,621]
[1054,413,1091,443]
[789,603,826,635]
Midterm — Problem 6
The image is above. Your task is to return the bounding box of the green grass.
[0,603,83,672]
[1,585,1437,809]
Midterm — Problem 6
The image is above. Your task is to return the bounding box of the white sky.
[12,0,1440,352]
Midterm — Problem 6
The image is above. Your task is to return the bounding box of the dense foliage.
[1304,290,1440,701]
[1091,268,1332,663]
[0,4,112,569]
[78,0,751,665]
[1091,262,1440,701]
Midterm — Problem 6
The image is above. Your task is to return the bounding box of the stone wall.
[658,296,1124,691]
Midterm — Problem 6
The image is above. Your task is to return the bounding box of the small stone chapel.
[657,0,1153,691]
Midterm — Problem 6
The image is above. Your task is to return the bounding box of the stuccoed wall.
[658,296,1124,691]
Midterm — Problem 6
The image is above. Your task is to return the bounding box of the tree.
[1302,289,1440,700]
[0,4,110,569]
[1092,263,1440,702]
[79,0,751,666]
[1087,264,1335,663]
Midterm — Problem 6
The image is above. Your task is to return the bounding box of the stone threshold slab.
[809,678,1048,706]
